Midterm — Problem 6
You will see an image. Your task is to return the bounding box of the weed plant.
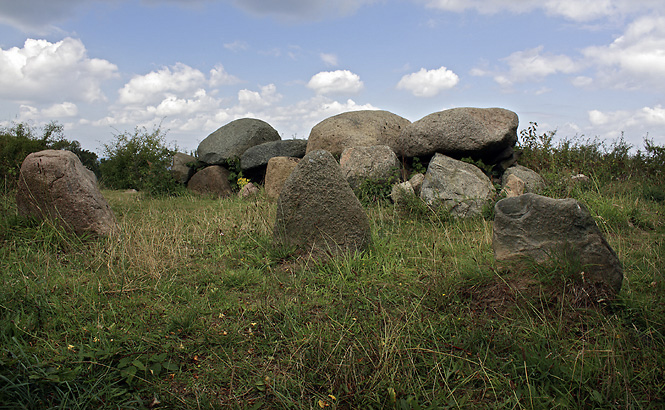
[1,134,664,409]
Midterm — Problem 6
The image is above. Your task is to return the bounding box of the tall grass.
[1,134,664,409]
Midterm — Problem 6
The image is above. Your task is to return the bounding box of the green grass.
[1,159,665,409]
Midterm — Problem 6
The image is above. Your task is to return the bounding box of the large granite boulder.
[240,139,308,171]
[339,145,400,190]
[273,150,371,256]
[420,153,495,218]
[170,152,196,184]
[16,150,117,236]
[502,165,545,194]
[306,110,411,156]
[397,107,519,165]
[197,118,280,165]
[264,156,300,201]
[493,193,623,294]
[186,165,232,198]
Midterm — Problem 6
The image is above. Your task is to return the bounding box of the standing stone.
[493,193,623,294]
[197,118,280,165]
[339,145,401,190]
[420,153,495,218]
[264,157,300,200]
[273,150,371,256]
[306,110,411,156]
[16,150,117,236]
[170,152,196,184]
[397,107,519,165]
[240,139,308,171]
[186,166,232,198]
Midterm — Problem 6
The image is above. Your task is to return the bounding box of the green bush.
[99,126,184,196]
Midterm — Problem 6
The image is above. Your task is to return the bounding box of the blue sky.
[1,0,664,154]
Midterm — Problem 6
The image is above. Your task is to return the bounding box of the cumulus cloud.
[307,70,364,95]
[582,15,665,90]
[0,37,118,103]
[396,66,459,97]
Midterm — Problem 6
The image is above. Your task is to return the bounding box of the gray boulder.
[273,150,371,257]
[397,107,519,165]
[493,193,623,294]
[264,157,300,201]
[186,166,232,198]
[339,145,400,190]
[502,165,545,194]
[306,110,411,156]
[197,118,280,165]
[420,153,495,218]
[240,139,308,171]
[170,152,196,184]
[16,150,117,236]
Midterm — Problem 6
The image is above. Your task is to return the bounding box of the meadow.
[0,130,664,409]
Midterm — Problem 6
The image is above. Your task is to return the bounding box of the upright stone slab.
[420,153,495,218]
[170,152,196,184]
[16,150,117,236]
[273,150,371,256]
[197,118,280,165]
[493,193,623,294]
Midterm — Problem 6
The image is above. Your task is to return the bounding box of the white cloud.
[223,40,249,52]
[396,66,459,97]
[42,101,78,117]
[0,37,118,103]
[421,0,665,22]
[586,105,665,145]
[307,70,364,95]
[498,46,579,85]
[209,64,241,87]
[118,63,209,105]
[582,15,665,90]
[320,53,338,66]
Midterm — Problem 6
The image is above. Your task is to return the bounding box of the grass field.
[1,139,664,409]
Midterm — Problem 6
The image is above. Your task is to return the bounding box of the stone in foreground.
[273,150,371,257]
[16,150,117,236]
[493,193,623,294]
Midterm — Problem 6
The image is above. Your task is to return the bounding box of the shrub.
[99,126,184,196]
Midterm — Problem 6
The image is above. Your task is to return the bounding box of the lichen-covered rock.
[502,165,545,194]
[307,110,410,156]
[339,145,400,190]
[170,152,196,184]
[197,118,280,165]
[398,107,518,165]
[16,150,117,236]
[493,193,623,294]
[273,150,371,257]
[420,154,495,218]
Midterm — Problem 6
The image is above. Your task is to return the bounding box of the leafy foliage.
[99,126,184,196]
